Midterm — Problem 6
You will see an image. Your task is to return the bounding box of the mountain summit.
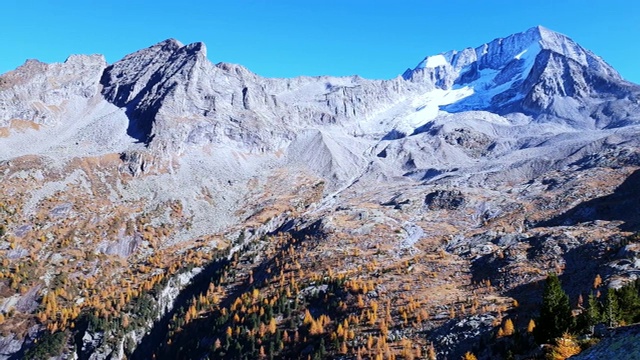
[1,27,640,360]
[405,26,618,79]
[402,26,638,128]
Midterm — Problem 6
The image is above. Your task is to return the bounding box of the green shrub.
[24,331,67,360]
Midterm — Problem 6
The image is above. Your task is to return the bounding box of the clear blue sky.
[2,0,639,82]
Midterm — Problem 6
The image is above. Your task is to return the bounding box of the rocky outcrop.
[424,190,466,210]
[429,314,497,359]
[0,55,107,126]
[571,324,640,359]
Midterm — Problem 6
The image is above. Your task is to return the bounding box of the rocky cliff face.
[1,26,640,360]
[98,38,416,157]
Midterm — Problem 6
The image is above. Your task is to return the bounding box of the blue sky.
[2,0,639,82]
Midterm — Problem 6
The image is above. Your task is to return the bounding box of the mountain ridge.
[404,26,619,77]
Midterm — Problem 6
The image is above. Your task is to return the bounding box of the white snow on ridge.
[420,55,449,69]
[391,87,474,135]
[444,42,541,112]
[514,49,528,60]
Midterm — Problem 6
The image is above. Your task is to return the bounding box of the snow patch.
[514,49,528,60]
[443,42,542,112]
[390,87,474,135]
[421,55,449,69]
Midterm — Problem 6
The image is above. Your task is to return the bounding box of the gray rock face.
[101,39,218,145]
[81,331,105,358]
[0,333,24,360]
[424,189,466,210]
[0,54,106,126]
[571,324,640,359]
[430,314,497,359]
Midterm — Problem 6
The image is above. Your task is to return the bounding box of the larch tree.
[527,319,536,333]
[502,318,515,336]
[462,351,478,360]
[548,332,581,360]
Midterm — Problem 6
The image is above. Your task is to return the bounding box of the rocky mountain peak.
[183,41,207,58]
[63,54,107,67]
[99,38,213,144]
[100,38,206,105]
[535,27,620,78]
[404,25,617,82]
[399,26,637,128]
[151,38,185,52]
[0,53,107,128]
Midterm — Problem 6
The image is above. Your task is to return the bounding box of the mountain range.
[1,26,640,359]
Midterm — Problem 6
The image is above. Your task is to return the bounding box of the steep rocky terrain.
[571,324,640,359]
[1,26,640,359]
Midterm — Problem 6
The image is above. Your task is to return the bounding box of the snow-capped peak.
[396,26,628,130]
[404,26,619,82]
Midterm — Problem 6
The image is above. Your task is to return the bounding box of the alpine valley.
[1,26,640,359]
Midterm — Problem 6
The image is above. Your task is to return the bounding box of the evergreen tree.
[317,338,326,358]
[615,283,640,324]
[535,274,574,343]
[577,293,602,333]
[603,288,619,327]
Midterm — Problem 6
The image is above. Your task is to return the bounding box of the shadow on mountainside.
[538,169,640,232]
[100,67,160,144]
[468,232,616,312]
[503,238,619,321]
[133,219,327,359]
[457,240,611,358]
[130,256,232,360]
